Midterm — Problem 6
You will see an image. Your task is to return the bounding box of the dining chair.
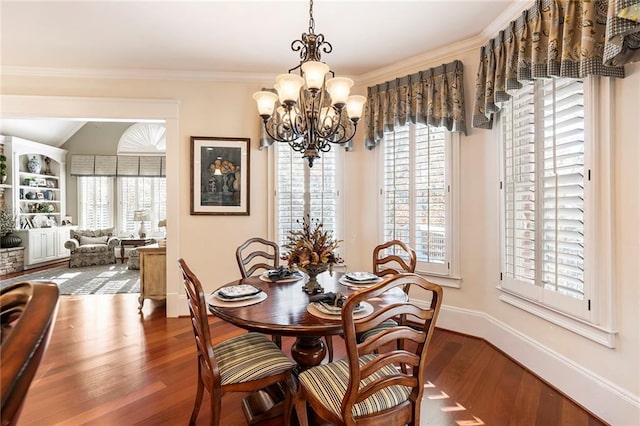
[235,237,334,362]
[177,258,296,426]
[357,240,418,344]
[294,273,443,426]
[372,239,417,278]
[1,282,59,426]
[235,237,280,279]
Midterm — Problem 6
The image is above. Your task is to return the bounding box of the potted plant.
[0,154,7,184]
[0,204,21,248]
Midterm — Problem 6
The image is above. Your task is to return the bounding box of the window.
[274,144,341,248]
[77,176,166,237]
[77,176,114,229]
[381,123,460,280]
[499,77,614,346]
[117,177,167,237]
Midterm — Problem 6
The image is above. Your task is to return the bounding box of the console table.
[137,243,166,312]
[119,238,155,264]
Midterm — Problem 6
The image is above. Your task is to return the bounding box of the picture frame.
[190,136,250,215]
[36,192,44,199]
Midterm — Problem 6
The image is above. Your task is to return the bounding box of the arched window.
[117,122,165,154]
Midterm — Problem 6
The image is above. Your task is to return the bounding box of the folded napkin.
[309,291,346,308]
[267,267,302,282]
[218,284,262,299]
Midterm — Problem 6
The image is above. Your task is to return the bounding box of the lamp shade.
[301,61,330,90]
[346,95,367,120]
[326,77,354,107]
[253,91,278,117]
[275,74,304,104]
[133,210,151,221]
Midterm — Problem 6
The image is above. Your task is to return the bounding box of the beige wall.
[1,50,638,423]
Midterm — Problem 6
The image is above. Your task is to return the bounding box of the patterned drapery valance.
[604,0,640,66]
[364,60,466,150]
[473,0,627,130]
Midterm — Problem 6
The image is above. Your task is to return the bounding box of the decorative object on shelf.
[43,156,52,175]
[0,154,7,184]
[282,214,343,294]
[0,205,22,248]
[133,209,151,238]
[45,190,54,200]
[27,155,42,174]
[252,0,366,168]
[25,191,36,200]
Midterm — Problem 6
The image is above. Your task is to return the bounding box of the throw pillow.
[79,235,109,245]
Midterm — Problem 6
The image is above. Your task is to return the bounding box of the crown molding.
[0,66,275,84]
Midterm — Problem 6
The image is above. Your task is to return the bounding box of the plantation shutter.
[541,79,585,299]
[383,123,449,274]
[117,177,167,237]
[502,78,586,317]
[503,82,536,285]
[77,177,113,229]
[276,145,338,247]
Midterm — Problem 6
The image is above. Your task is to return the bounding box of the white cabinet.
[15,226,76,268]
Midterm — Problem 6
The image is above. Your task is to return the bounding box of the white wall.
[1,50,638,425]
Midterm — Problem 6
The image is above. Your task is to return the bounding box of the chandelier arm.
[263,118,300,144]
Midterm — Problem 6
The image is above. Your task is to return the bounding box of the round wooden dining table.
[207,270,406,371]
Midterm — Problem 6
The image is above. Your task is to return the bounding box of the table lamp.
[133,209,151,238]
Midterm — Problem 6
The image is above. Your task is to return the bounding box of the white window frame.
[498,77,616,347]
[271,144,345,255]
[378,124,461,288]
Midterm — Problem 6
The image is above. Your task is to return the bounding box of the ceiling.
[0,1,524,146]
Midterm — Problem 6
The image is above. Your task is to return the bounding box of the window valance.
[473,0,627,130]
[364,60,466,150]
[71,155,166,177]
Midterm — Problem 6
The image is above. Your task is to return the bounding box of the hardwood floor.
[14,294,606,426]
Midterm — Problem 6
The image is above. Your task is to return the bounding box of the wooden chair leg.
[210,391,222,426]
[324,335,334,362]
[272,335,282,348]
[189,373,204,425]
[294,391,309,426]
[282,374,295,426]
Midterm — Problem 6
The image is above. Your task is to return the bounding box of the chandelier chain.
[308,0,315,34]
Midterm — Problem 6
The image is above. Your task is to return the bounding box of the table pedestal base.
[291,336,326,371]
[241,383,286,424]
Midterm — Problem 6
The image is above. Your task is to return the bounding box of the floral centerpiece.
[282,215,342,294]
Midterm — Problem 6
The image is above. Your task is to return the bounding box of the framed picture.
[190,136,250,215]
[36,192,44,199]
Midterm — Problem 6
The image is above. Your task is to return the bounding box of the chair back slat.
[236,237,279,278]
[340,273,442,423]
[177,258,220,386]
[373,240,417,279]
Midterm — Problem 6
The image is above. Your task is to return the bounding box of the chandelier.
[252,0,366,167]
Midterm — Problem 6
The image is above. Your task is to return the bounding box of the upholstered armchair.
[64,228,120,268]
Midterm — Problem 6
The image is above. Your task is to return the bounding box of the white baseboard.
[438,305,640,426]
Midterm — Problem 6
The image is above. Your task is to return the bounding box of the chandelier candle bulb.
[253,0,366,167]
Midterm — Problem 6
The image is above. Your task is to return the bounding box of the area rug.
[0,263,140,295]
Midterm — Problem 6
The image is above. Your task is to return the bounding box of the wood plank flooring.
[14,294,607,426]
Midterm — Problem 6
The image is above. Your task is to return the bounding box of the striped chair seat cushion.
[298,354,411,418]
[357,319,399,342]
[213,332,294,386]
